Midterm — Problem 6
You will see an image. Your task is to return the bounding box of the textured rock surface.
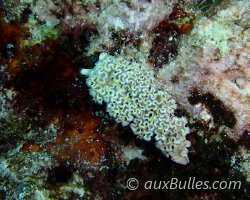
[158,0,250,139]
[0,0,249,199]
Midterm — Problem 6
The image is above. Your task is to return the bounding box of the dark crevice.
[188,90,236,128]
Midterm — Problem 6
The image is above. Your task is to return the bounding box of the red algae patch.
[149,4,195,68]
[22,143,42,152]
[4,35,108,168]
[46,110,106,167]
[0,22,29,65]
[46,115,106,167]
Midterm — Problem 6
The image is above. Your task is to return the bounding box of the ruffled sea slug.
[81,53,191,165]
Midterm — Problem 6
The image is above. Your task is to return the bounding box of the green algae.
[192,20,234,55]
[25,16,60,46]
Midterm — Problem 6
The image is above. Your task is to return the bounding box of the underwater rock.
[0,0,249,199]
[158,0,250,140]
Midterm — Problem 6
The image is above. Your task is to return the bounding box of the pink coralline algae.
[158,0,250,140]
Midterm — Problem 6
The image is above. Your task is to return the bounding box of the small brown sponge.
[81,53,191,165]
